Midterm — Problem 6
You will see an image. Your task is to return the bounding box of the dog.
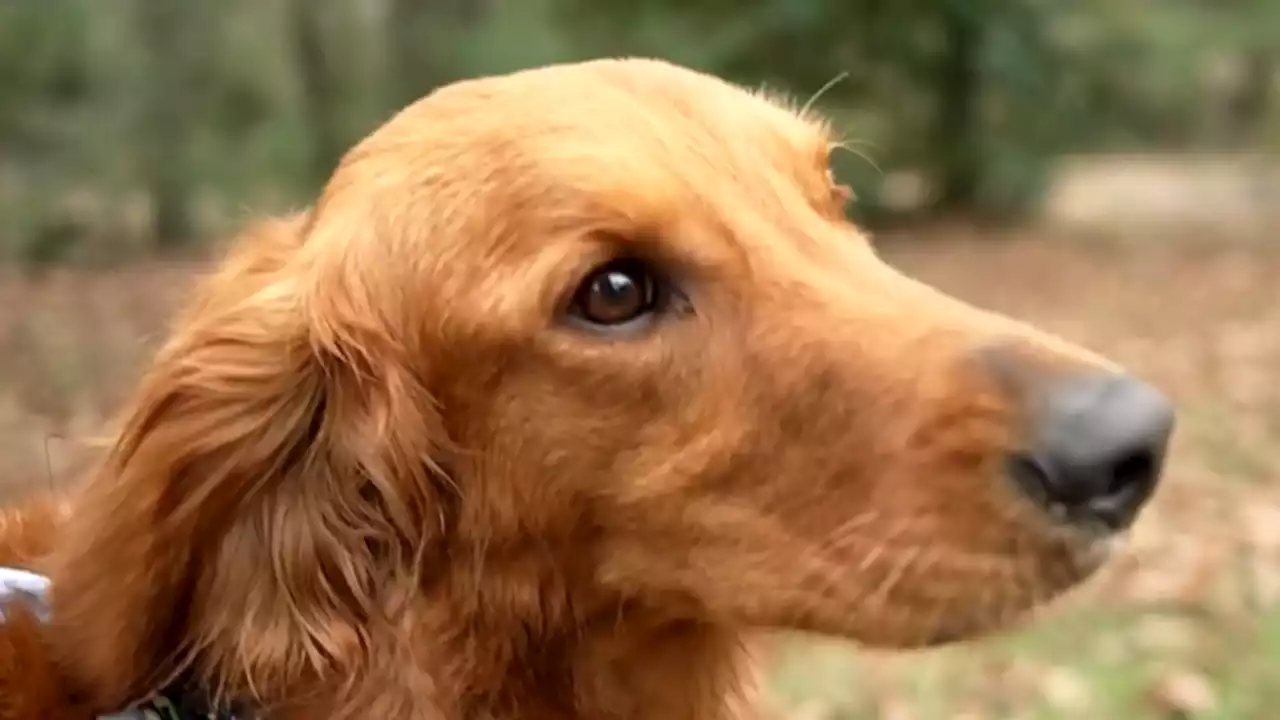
[0,58,1175,719]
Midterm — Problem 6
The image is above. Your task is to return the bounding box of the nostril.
[1009,446,1162,529]
[1081,447,1163,530]
[1106,449,1156,499]
[1007,453,1054,507]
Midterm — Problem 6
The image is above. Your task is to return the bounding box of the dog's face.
[333,59,1171,643]
[49,58,1173,709]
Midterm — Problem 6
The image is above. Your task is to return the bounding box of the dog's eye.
[569,258,661,327]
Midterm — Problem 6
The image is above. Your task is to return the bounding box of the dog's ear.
[47,212,450,711]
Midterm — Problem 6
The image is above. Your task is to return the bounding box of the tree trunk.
[386,0,491,111]
[290,0,347,187]
[931,2,984,214]
[135,1,197,249]
[1224,50,1275,143]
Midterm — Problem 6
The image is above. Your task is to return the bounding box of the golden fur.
[0,58,1150,719]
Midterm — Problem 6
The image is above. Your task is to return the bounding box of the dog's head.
[49,59,1173,711]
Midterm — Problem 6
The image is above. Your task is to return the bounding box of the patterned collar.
[0,567,239,720]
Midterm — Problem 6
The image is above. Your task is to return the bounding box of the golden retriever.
[0,58,1174,720]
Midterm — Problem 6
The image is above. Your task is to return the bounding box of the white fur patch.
[0,566,51,621]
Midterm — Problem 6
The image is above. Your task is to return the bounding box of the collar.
[0,567,240,719]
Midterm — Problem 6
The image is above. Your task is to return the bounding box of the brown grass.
[3,226,1278,718]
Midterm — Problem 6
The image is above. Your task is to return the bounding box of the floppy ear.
[47,213,450,711]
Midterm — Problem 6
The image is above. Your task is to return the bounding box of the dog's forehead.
[381,59,832,209]
[479,58,827,145]
[525,60,830,173]
[487,61,835,233]
[324,60,841,274]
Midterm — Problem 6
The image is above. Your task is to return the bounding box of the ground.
[2,226,1278,719]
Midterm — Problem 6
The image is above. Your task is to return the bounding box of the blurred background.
[1,0,1278,717]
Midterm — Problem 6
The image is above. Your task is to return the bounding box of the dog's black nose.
[1010,374,1174,530]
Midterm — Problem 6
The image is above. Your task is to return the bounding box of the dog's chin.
[913,531,1128,648]
[1048,530,1131,606]
[1038,503,1137,585]
[964,532,1126,639]
[743,531,1120,652]
[1074,530,1130,571]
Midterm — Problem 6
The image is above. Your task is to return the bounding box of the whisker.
[830,141,884,178]
[868,545,921,608]
[799,71,850,118]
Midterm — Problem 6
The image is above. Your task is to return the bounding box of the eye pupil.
[572,259,659,327]
[597,271,637,305]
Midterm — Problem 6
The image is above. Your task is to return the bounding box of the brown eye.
[569,258,661,328]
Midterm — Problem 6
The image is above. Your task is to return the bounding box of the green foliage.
[557,0,1278,219]
[0,0,1275,262]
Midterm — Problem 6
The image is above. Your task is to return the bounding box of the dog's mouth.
[761,504,1123,650]
[902,529,1120,648]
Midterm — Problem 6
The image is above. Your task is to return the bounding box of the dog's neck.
[264,611,749,720]
[244,550,753,720]
[424,602,749,720]
[374,522,754,719]
[514,616,747,720]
